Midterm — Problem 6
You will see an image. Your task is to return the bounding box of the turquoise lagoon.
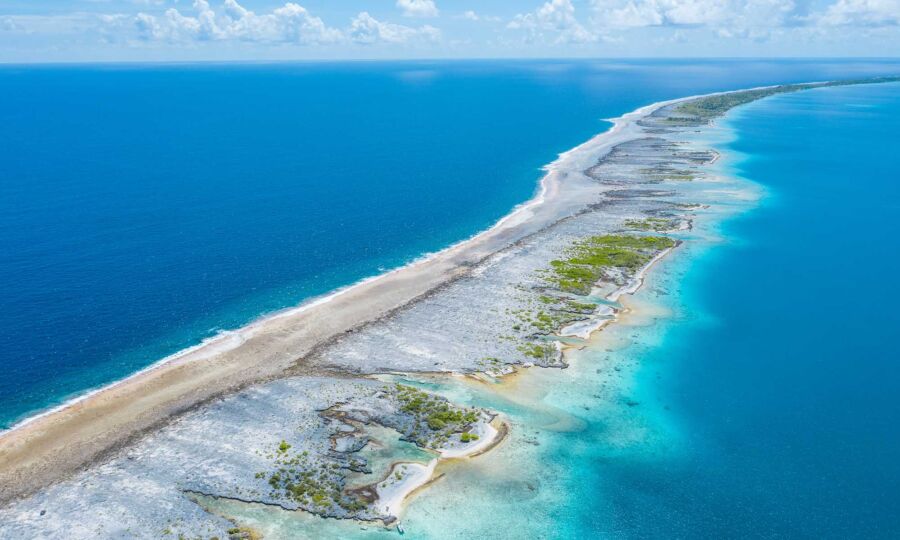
[201,83,900,537]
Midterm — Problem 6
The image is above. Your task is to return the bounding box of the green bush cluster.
[624,217,677,232]
[517,342,555,360]
[564,299,598,312]
[543,235,675,295]
[225,527,261,540]
[495,235,678,368]
[501,234,677,362]
[637,167,697,182]
[676,85,811,120]
[672,78,900,123]
[509,295,595,338]
[395,384,480,445]
[261,441,367,514]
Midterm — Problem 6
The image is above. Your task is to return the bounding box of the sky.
[0,0,898,62]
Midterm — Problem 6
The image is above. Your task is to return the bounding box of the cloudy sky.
[1,0,898,62]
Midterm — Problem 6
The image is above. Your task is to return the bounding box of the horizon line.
[2,55,900,67]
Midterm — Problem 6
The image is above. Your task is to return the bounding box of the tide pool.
[200,82,900,537]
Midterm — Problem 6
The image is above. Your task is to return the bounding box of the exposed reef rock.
[4,81,873,539]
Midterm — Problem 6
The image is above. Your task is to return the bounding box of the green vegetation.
[541,235,676,295]
[460,432,480,443]
[486,234,681,370]
[672,77,900,124]
[479,356,505,371]
[564,299,597,312]
[262,441,367,514]
[493,235,678,367]
[517,342,556,360]
[674,84,823,121]
[508,294,597,337]
[637,167,697,182]
[225,527,261,540]
[395,384,481,447]
[624,217,678,232]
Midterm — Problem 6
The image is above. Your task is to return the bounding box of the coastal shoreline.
[0,86,729,436]
[373,418,506,521]
[0,80,853,507]
[0,83,757,440]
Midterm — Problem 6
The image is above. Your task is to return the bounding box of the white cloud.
[224,2,342,44]
[661,0,730,25]
[349,11,440,44]
[815,0,900,26]
[508,0,599,44]
[6,0,898,58]
[396,0,439,18]
[592,0,795,27]
[132,1,441,45]
[223,0,251,20]
[456,10,501,23]
[600,1,664,27]
[590,0,797,40]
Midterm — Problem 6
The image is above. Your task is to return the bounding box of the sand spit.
[372,417,506,521]
[374,460,438,518]
[0,81,842,538]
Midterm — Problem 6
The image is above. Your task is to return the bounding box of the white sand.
[374,459,437,518]
[438,421,500,459]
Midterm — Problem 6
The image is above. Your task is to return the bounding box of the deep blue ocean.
[0,59,898,436]
[611,82,900,537]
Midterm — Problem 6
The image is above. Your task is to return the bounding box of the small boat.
[397,522,405,535]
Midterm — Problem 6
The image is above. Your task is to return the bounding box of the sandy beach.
[374,416,507,520]
[0,93,701,507]
[0,81,830,511]
[374,460,438,518]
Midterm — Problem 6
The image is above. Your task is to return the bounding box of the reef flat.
[1,80,893,539]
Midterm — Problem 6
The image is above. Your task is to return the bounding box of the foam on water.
[3,60,899,430]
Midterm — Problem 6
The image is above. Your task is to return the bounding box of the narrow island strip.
[1,77,898,540]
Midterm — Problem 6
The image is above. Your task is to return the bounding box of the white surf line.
[0,331,248,437]
[0,82,809,439]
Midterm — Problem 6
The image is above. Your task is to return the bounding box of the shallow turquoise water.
[2,60,899,429]
[617,82,900,538]
[203,82,900,538]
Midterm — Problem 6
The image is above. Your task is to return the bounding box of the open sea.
[1,59,899,430]
[1,60,899,537]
